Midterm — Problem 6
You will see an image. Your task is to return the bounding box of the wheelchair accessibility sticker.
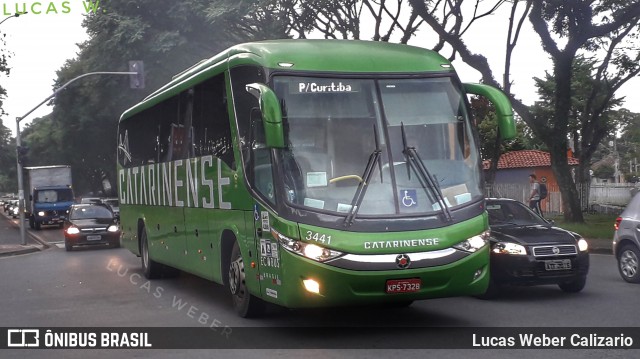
[401,190,418,208]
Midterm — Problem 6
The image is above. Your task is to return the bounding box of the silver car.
[613,192,640,283]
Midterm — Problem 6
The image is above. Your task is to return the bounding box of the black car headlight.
[492,241,527,255]
[577,238,588,252]
[271,228,343,262]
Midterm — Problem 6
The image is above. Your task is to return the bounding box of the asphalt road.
[1,216,637,358]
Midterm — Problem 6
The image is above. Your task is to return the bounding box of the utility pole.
[16,68,144,245]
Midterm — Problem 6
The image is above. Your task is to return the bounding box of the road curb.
[0,245,42,257]
[2,213,51,254]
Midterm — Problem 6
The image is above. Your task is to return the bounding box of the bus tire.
[141,227,163,279]
[473,277,501,300]
[228,240,265,318]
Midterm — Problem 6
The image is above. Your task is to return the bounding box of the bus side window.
[192,74,235,169]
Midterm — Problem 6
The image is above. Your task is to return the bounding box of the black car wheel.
[617,244,640,283]
[558,276,586,293]
[64,240,73,252]
[228,241,264,318]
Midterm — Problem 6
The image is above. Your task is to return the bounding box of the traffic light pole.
[15,70,142,245]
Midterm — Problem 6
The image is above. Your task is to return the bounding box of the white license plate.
[87,235,102,241]
[385,278,421,294]
[544,259,572,271]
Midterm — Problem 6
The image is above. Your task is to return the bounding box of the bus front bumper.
[262,246,489,308]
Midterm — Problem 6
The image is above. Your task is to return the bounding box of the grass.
[547,213,618,240]
[545,213,618,253]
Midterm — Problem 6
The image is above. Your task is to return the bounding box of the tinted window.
[487,201,546,226]
[118,73,235,169]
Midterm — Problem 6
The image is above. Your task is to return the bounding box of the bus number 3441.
[305,231,332,245]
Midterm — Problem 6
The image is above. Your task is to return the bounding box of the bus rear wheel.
[141,228,163,279]
[229,241,264,318]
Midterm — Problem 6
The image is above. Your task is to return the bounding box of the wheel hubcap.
[142,238,150,269]
[229,257,245,296]
[620,250,638,278]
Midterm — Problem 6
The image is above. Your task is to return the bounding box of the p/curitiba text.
[472,333,634,348]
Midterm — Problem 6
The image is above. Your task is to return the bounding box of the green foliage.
[0,30,10,118]
[471,96,529,161]
[0,119,16,192]
[23,0,258,195]
[592,163,615,179]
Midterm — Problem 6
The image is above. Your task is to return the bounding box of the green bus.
[117,40,515,317]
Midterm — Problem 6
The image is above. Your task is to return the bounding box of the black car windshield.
[487,201,547,226]
[70,206,113,220]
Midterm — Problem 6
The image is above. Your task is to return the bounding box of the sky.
[0,2,639,138]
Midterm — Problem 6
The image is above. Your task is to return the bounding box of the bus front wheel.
[229,241,264,318]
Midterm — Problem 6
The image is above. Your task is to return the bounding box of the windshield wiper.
[344,125,382,227]
[400,123,453,222]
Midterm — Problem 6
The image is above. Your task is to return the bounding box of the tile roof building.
[483,150,579,170]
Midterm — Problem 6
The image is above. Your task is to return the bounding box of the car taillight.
[614,217,622,231]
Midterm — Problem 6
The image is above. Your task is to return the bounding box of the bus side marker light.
[473,268,483,280]
[303,279,320,294]
[251,262,256,268]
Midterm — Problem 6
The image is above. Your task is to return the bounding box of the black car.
[63,203,120,251]
[480,198,590,298]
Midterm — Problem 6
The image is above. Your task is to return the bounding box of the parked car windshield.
[487,200,547,226]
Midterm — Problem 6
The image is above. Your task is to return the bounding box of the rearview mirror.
[246,83,285,148]
[463,83,516,141]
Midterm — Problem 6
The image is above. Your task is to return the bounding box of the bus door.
[250,108,284,300]
[253,205,283,301]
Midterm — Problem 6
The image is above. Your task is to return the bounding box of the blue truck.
[24,165,75,230]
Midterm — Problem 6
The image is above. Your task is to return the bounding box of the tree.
[471,95,528,184]
[33,0,252,195]
[0,29,16,192]
[407,0,640,222]
[0,29,10,118]
[205,0,425,44]
[532,56,625,185]
[592,162,615,179]
[617,110,640,181]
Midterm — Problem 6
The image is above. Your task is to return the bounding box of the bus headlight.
[37,211,45,217]
[453,230,490,253]
[271,228,343,262]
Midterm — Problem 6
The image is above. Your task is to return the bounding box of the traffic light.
[17,145,29,165]
[128,60,145,89]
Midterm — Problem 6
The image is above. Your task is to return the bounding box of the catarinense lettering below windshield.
[268,76,482,216]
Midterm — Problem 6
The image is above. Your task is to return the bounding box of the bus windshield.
[272,75,482,217]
